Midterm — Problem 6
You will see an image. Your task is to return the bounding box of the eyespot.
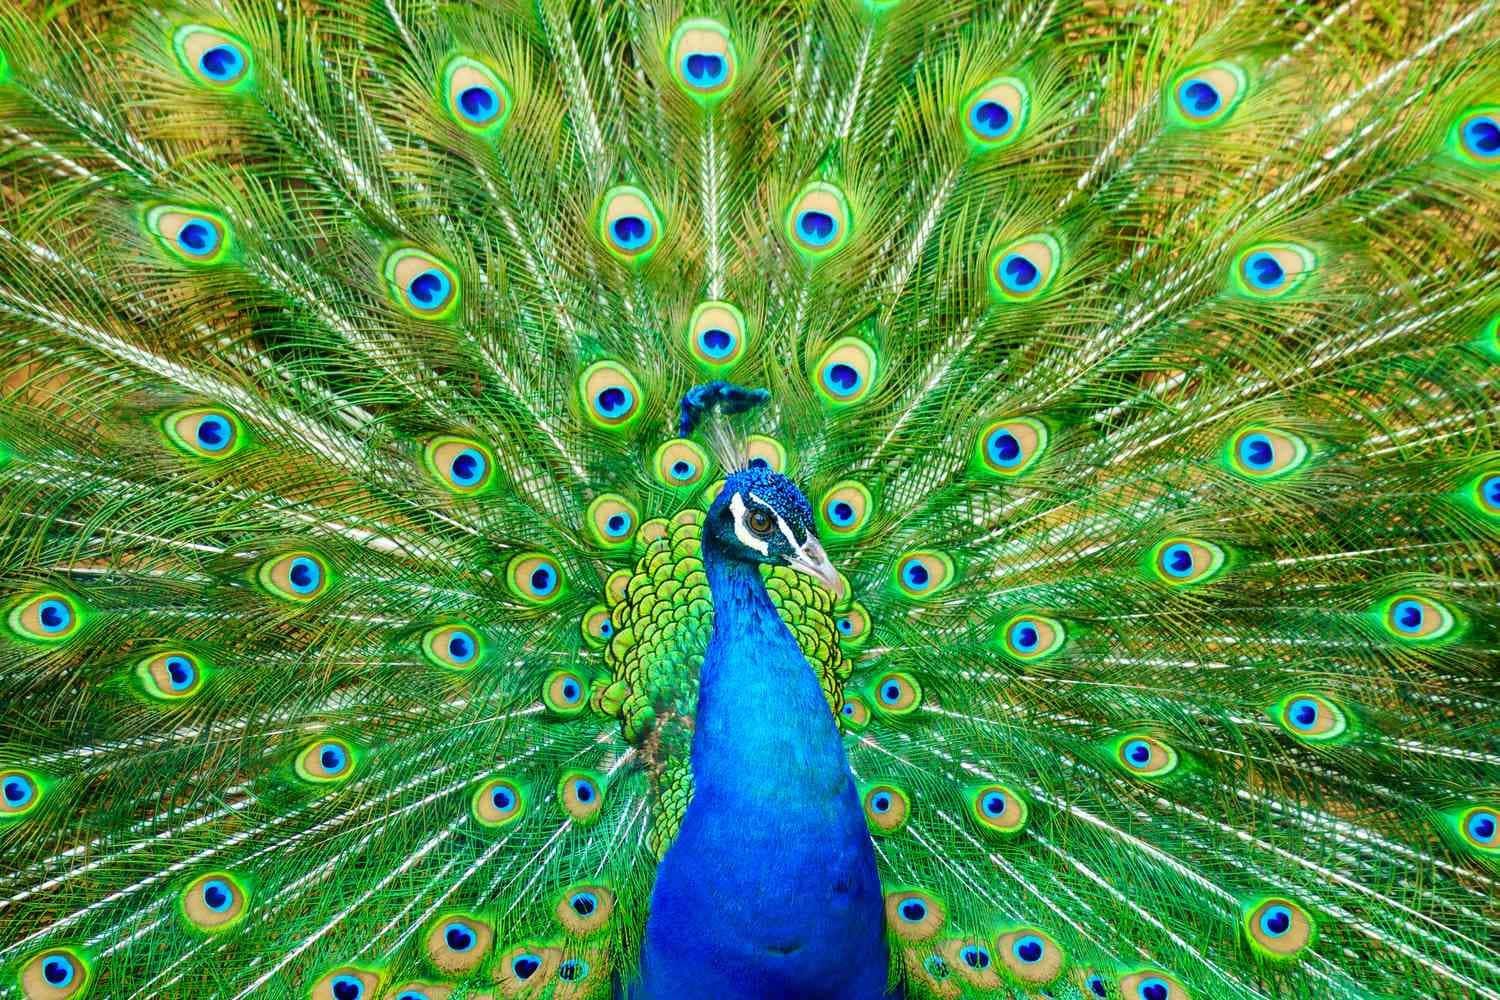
[556,884,616,936]
[1149,538,1227,586]
[390,985,448,1000]
[840,695,871,732]
[383,248,460,320]
[1273,693,1348,742]
[743,435,786,473]
[423,436,494,494]
[0,770,43,819]
[424,913,493,974]
[1458,805,1499,853]
[146,205,232,265]
[1169,60,1247,127]
[816,481,873,539]
[1469,470,1500,517]
[669,19,737,103]
[975,417,1048,477]
[885,890,946,941]
[472,777,526,828]
[1227,426,1308,479]
[684,300,748,369]
[835,603,871,648]
[653,439,710,488]
[1000,614,1066,661]
[19,947,90,999]
[1243,897,1314,960]
[557,958,591,983]
[893,550,955,599]
[6,592,83,644]
[871,671,921,716]
[1451,105,1500,167]
[295,738,356,784]
[937,939,1001,989]
[442,55,511,135]
[560,770,605,824]
[785,181,854,259]
[1120,971,1189,1000]
[543,670,590,717]
[256,551,331,601]
[310,967,381,1000]
[581,605,615,648]
[862,783,911,834]
[422,625,483,670]
[181,871,249,932]
[812,337,877,406]
[173,25,252,89]
[495,945,560,991]
[989,233,1062,302]
[998,927,1063,983]
[162,407,247,460]
[578,361,644,430]
[963,77,1029,149]
[506,552,565,605]
[1379,594,1457,642]
[1231,243,1317,299]
[1115,735,1178,779]
[968,783,1028,835]
[598,185,663,263]
[136,650,207,700]
[585,494,639,550]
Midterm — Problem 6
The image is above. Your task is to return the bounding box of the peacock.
[1,0,1498,997]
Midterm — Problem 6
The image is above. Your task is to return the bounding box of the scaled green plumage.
[0,0,1497,998]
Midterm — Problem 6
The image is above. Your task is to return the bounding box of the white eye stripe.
[729,492,770,555]
[747,490,801,549]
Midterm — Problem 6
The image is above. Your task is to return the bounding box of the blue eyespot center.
[1125,740,1151,766]
[1001,253,1040,292]
[450,448,486,486]
[982,792,1006,816]
[459,85,497,122]
[408,268,452,309]
[902,560,930,588]
[1139,979,1169,1000]
[899,899,928,922]
[448,633,475,662]
[825,362,861,394]
[970,100,1012,137]
[606,513,629,535]
[530,567,554,594]
[1245,252,1285,289]
[1239,433,1274,468]
[837,617,853,635]
[42,956,73,987]
[611,215,651,249]
[797,210,837,245]
[558,958,588,982]
[331,976,363,1000]
[1180,78,1221,115]
[882,682,901,703]
[1088,974,1109,997]
[288,556,321,594]
[3,777,31,805]
[960,945,990,969]
[1011,622,1039,650]
[749,457,769,469]
[196,415,231,450]
[575,779,595,803]
[1483,475,1500,509]
[320,745,346,772]
[203,879,231,911]
[492,786,514,810]
[513,955,541,979]
[1288,698,1319,729]
[444,923,475,951]
[200,45,244,81]
[1260,905,1292,937]
[561,679,580,701]
[1465,116,1500,157]
[987,429,1022,465]
[1163,544,1194,577]
[570,892,597,915]
[871,794,891,813]
[178,220,217,254]
[1393,599,1424,632]
[1014,935,1044,963]
[596,386,632,416]
[166,656,194,689]
[1468,810,1497,843]
[38,599,71,633]
[699,327,734,357]
[683,52,726,86]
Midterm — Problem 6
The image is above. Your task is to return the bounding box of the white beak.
[787,537,844,599]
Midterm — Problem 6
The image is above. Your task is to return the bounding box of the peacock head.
[679,381,841,596]
[705,465,842,596]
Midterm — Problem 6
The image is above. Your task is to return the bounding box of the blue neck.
[637,532,889,1000]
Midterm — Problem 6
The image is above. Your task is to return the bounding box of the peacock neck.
[692,533,850,801]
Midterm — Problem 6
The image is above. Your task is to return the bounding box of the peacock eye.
[747,509,775,535]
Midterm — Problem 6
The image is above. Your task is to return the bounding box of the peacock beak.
[787,537,843,599]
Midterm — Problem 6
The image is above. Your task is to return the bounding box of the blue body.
[636,529,890,999]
